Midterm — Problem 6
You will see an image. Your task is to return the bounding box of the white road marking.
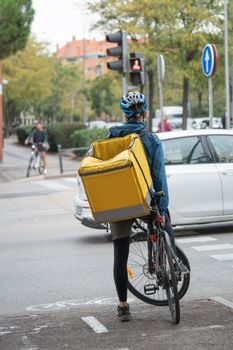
[81,316,109,334]
[191,244,233,251]
[212,296,233,310]
[0,331,13,336]
[210,253,233,261]
[26,297,135,312]
[36,181,71,191]
[63,177,76,184]
[176,236,217,244]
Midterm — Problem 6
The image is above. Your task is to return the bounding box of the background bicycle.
[26,142,45,177]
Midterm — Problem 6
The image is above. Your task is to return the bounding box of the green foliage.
[15,125,32,144]
[0,0,34,59]
[3,38,53,125]
[39,60,83,122]
[16,123,86,151]
[88,0,225,122]
[71,128,109,148]
[88,73,121,117]
[46,123,86,151]
[3,38,84,125]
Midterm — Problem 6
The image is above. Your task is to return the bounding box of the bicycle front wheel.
[127,232,190,307]
[161,239,180,324]
[26,155,34,177]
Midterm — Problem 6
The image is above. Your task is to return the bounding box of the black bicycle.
[127,192,190,324]
[26,143,45,177]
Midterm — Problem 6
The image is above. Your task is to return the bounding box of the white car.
[74,129,233,229]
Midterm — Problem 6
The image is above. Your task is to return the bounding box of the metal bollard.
[57,144,63,174]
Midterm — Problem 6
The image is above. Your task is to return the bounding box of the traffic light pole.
[122,74,128,95]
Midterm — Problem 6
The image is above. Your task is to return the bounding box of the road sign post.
[202,44,218,129]
[157,54,165,132]
[224,0,231,129]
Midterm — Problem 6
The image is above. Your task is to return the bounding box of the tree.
[3,38,52,126]
[38,60,83,123]
[88,0,223,128]
[0,0,34,60]
[0,0,34,160]
[88,73,121,118]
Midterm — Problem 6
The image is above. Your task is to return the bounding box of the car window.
[162,137,209,165]
[208,135,233,163]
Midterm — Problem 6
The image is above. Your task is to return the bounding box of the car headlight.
[77,176,87,201]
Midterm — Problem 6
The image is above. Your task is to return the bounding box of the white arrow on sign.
[205,50,210,74]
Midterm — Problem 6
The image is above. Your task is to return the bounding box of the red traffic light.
[130,58,142,71]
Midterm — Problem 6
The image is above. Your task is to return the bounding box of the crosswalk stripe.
[63,177,76,184]
[212,296,233,310]
[191,244,233,252]
[81,316,108,333]
[210,253,233,261]
[176,236,217,244]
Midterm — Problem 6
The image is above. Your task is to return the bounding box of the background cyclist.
[31,121,48,175]
[108,92,177,322]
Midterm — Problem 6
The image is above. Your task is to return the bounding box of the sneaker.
[43,169,47,175]
[117,304,131,322]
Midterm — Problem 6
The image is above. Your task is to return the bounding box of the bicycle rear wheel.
[127,231,190,306]
[161,239,180,324]
[37,156,44,175]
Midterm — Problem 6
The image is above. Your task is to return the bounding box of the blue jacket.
[109,121,169,216]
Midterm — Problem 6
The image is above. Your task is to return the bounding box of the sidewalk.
[0,299,233,349]
[0,137,80,182]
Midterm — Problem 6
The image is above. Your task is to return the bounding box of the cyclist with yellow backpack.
[109,92,177,322]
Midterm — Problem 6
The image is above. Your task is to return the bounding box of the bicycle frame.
[26,143,44,177]
[147,195,182,275]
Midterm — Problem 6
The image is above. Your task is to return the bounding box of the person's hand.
[161,216,166,227]
[42,143,46,147]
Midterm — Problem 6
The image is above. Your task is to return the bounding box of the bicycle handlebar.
[150,191,165,208]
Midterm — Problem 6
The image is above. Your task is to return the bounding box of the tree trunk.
[182,76,189,130]
[147,69,155,132]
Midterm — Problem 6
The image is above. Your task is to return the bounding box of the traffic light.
[129,53,145,86]
[106,30,128,73]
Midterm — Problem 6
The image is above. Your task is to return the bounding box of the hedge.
[16,123,86,151]
[16,126,32,144]
[46,123,86,151]
[70,128,109,149]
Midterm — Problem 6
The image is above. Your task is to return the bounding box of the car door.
[207,134,233,215]
[161,135,223,219]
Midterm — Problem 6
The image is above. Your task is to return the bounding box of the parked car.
[74,129,233,229]
[191,117,223,129]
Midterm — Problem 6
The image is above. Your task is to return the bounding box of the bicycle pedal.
[144,284,158,295]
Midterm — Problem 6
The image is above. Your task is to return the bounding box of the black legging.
[113,236,130,302]
[113,216,176,302]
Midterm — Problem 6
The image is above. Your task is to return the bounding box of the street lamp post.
[224,0,231,129]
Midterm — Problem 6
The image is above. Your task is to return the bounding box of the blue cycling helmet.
[120,92,148,118]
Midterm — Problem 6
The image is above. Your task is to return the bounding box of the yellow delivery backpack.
[78,133,153,223]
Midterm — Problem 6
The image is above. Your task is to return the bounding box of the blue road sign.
[202,44,216,77]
